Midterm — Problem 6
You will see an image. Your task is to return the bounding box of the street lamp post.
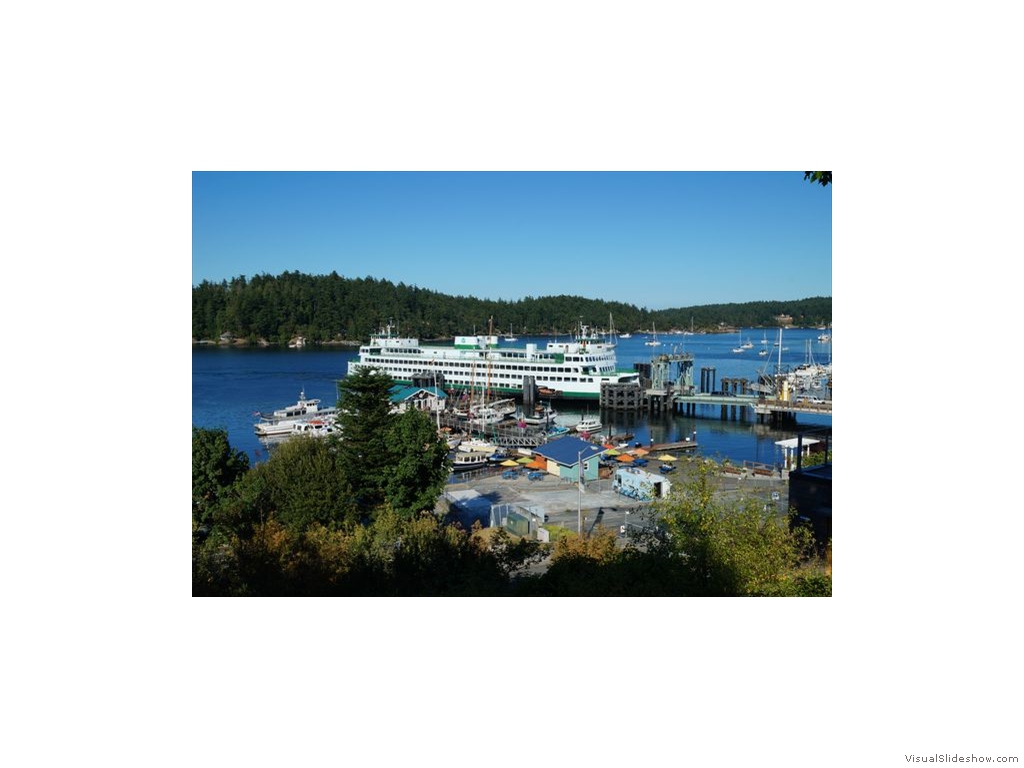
[577,448,584,535]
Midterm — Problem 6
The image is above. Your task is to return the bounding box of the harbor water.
[192,328,832,468]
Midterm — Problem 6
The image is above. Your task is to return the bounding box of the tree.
[334,366,399,513]
[804,171,832,187]
[192,427,249,527]
[247,434,358,532]
[653,460,826,595]
[384,408,452,518]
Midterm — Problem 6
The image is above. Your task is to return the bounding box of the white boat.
[619,332,632,339]
[349,321,640,401]
[457,438,499,455]
[452,451,490,471]
[254,390,338,436]
[459,396,517,428]
[574,415,604,434]
[290,418,337,437]
[758,332,770,356]
[503,323,518,342]
[520,403,558,425]
[644,323,661,346]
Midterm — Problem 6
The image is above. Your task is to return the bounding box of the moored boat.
[520,403,558,425]
[457,437,499,455]
[254,389,338,436]
[452,451,490,471]
[290,419,337,437]
[349,322,639,401]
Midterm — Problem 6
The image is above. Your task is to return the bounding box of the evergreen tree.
[335,366,399,514]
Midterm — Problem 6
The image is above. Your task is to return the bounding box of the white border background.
[4,1,1018,766]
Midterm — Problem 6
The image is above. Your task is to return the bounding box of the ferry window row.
[376,358,590,374]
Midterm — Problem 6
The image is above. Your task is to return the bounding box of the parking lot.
[442,462,790,537]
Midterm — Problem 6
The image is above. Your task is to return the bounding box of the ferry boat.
[348,323,640,401]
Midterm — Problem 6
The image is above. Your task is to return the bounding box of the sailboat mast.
[487,316,494,402]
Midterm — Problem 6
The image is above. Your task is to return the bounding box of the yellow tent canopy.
[657,454,678,461]
[501,459,520,467]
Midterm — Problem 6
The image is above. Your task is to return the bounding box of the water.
[192,328,832,468]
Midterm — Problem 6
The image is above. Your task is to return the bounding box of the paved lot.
[444,465,789,536]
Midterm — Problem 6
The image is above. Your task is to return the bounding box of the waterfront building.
[388,385,447,415]
[530,436,606,482]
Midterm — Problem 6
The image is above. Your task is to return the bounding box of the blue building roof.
[533,436,605,466]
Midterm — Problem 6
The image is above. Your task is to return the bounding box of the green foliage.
[192,271,832,343]
[193,509,542,596]
[245,435,358,532]
[334,366,399,513]
[804,171,832,187]
[192,427,249,526]
[384,408,452,518]
[191,407,831,596]
[654,460,821,595]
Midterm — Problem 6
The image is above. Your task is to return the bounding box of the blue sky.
[193,171,830,310]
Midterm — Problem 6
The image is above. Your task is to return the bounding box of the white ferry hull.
[348,326,639,401]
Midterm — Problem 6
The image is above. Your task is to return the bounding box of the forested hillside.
[192,271,831,344]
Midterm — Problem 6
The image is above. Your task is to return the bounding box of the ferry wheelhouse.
[348,324,640,401]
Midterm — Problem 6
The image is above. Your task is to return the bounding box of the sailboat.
[503,323,518,342]
[606,312,619,345]
[732,329,746,353]
[644,323,661,346]
[758,331,769,356]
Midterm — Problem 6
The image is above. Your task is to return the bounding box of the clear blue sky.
[192,171,830,310]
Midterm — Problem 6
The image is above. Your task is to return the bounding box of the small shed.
[774,436,822,470]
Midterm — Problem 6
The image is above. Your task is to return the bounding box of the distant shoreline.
[193,325,826,348]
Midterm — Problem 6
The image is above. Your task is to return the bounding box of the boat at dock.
[290,419,337,437]
[254,389,338,436]
[519,403,559,425]
[349,321,640,401]
[574,415,604,434]
[452,451,490,471]
[457,437,500,455]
